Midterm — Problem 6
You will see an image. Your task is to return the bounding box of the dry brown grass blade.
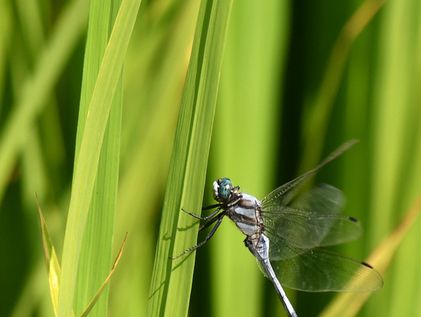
[320,194,421,317]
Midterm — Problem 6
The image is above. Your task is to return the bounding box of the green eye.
[218,178,232,200]
[213,177,233,202]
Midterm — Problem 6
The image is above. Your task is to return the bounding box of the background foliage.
[1,0,420,316]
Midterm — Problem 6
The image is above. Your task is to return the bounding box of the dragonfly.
[177,140,383,317]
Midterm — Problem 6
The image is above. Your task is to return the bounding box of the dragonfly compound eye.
[213,177,233,202]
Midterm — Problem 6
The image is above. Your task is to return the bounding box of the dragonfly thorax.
[227,192,263,237]
[213,178,264,237]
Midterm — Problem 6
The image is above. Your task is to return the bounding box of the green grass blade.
[72,0,122,316]
[365,0,421,315]
[110,2,201,315]
[209,1,289,316]
[57,0,142,316]
[15,0,44,54]
[299,0,384,172]
[146,1,233,316]
[79,234,127,317]
[0,0,88,203]
[0,0,12,101]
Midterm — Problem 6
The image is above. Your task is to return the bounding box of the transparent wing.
[270,248,383,292]
[262,184,361,255]
[262,140,357,208]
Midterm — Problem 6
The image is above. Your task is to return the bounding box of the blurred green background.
[1,0,421,316]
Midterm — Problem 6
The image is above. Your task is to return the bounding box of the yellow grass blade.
[321,194,421,317]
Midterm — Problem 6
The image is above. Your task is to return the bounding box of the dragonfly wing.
[271,248,383,292]
[290,183,344,213]
[262,140,358,208]
[262,184,361,252]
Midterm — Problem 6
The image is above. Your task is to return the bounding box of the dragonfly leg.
[181,204,222,221]
[171,214,224,259]
[199,209,226,231]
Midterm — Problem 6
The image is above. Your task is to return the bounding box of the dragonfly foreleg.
[181,203,222,221]
[171,214,224,259]
[199,210,226,231]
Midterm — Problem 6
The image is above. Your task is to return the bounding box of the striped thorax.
[212,178,264,239]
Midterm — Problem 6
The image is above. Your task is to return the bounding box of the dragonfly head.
[213,177,235,202]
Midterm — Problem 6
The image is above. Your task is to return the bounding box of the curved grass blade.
[299,0,385,172]
[79,233,128,317]
[263,139,358,207]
